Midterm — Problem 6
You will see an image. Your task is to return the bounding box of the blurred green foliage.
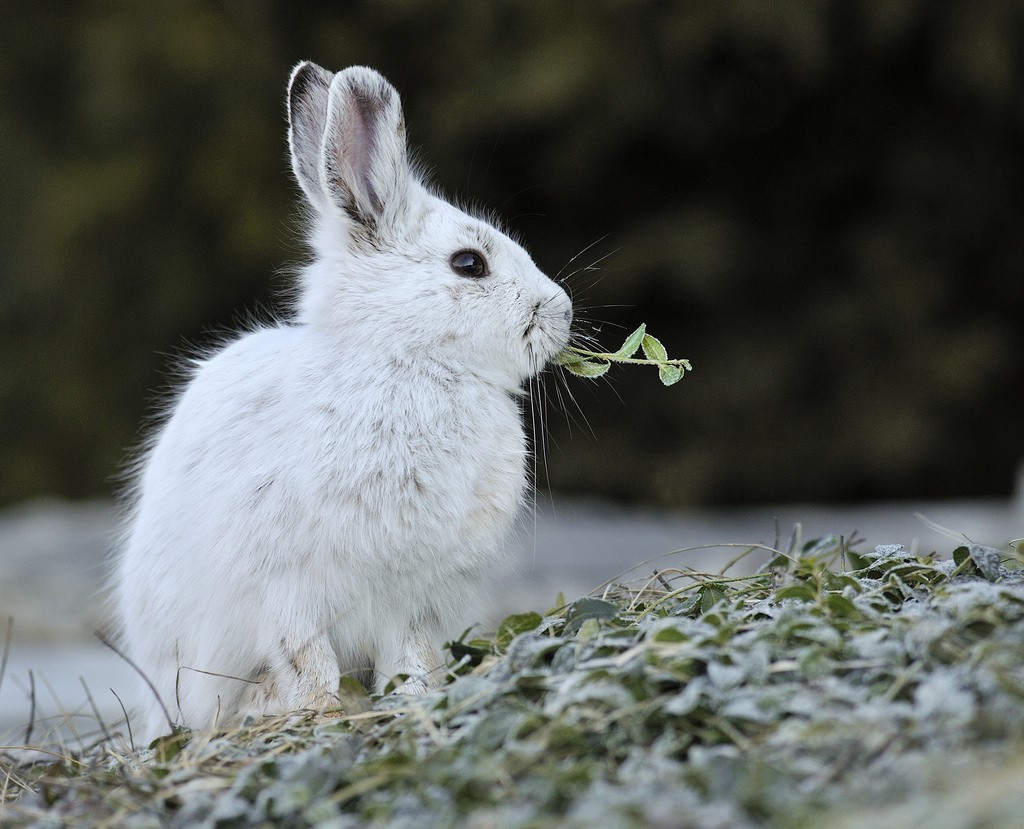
[1,1,1022,507]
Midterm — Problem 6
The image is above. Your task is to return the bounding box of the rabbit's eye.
[450,249,488,279]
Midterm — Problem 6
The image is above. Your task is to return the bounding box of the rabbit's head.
[287,62,572,389]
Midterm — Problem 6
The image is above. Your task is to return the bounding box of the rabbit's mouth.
[524,297,573,371]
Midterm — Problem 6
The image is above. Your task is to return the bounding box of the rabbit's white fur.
[115,63,572,740]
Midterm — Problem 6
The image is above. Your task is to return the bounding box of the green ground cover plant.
[3,535,1023,828]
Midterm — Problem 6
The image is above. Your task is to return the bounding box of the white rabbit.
[114,62,572,741]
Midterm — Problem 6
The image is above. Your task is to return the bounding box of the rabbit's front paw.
[241,635,341,718]
[374,630,444,695]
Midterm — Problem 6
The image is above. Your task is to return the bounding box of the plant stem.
[562,346,690,367]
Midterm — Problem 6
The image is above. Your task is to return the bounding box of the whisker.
[555,235,611,282]
[548,363,597,442]
[526,369,565,569]
[528,376,540,570]
[560,251,619,288]
[485,126,504,179]
[498,183,543,215]
[539,237,630,500]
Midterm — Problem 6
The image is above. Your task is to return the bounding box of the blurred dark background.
[2,1,1022,509]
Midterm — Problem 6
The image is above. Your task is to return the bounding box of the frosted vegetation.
[557,323,692,385]
[3,538,1023,827]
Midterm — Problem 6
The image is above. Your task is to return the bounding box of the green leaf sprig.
[554,324,692,386]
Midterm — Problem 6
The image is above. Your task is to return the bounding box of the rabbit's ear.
[322,67,411,236]
[287,61,335,212]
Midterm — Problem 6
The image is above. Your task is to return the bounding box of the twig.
[653,570,673,591]
[914,512,974,544]
[24,669,36,746]
[590,542,784,595]
[0,745,85,763]
[110,688,134,751]
[0,616,11,697]
[80,677,114,745]
[786,522,801,555]
[39,671,82,752]
[96,631,175,734]
[719,543,783,575]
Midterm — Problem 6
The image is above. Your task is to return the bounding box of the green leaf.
[552,349,586,366]
[658,363,683,386]
[952,546,972,567]
[613,324,647,359]
[449,638,492,667]
[576,617,603,641]
[564,597,618,621]
[563,359,611,379]
[968,545,1002,581]
[824,593,859,617]
[150,728,190,762]
[641,333,668,363]
[845,551,870,571]
[763,553,792,573]
[382,673,411,694]
[548,591,567,614]
[335,675,374,715]
[698,583,728,613]
[562,597,618,635]
[496,611,544,650]
[652,625,688,643]
[774,584,818,603]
